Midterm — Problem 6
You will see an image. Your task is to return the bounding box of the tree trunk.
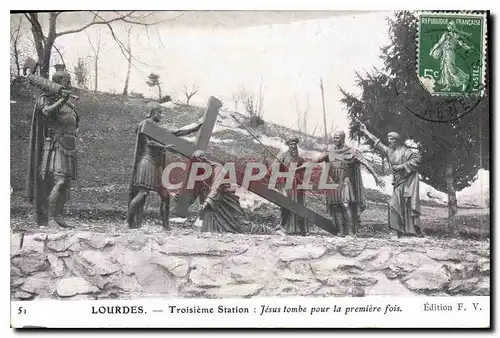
[13,16,22,77]
[250,115,258,128]
[122,55,132,96]
[320,77,328,139]
[13,43,21,76]
[122,28,132,96]
[157,84,162,100]
[445,161,458,231]
[94,57,99,92]
[39,41,54,78]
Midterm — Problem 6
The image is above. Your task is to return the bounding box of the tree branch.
[55,11,134,37]
[27,13,45,61]
[56,11,180,37]
[119,11,185,26]
[85,30,96,54]
[89,12,152,70]
[52,43,66,66]
[23,13,35,27]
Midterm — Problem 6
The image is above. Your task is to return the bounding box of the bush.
[159,95,172,103]
[250,115,265,128]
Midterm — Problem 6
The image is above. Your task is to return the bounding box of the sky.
[11,11,392,136]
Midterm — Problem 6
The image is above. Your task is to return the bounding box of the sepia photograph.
[9,9,490,328]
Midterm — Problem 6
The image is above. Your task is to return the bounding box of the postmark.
[399,90,484,123]
[417,11,487,97]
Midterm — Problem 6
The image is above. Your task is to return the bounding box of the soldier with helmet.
[127,101,204,229]
[25,64,79,228]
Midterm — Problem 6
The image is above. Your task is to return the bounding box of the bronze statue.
[25,64,79,228]
[127,102,203,229]
[273,137,307,236]
[169,149,275,235]
[307,130,385,236]
[359,123,423,238]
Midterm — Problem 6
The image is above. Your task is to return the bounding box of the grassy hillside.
[10,78,489,240]
[10,78,332,209]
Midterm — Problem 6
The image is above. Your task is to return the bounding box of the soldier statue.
[25,64,79,228]
[127,101,203,229]
[308,130,385,236]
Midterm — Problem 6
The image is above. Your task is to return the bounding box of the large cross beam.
[171,96,222,216]
[140,119,335,233]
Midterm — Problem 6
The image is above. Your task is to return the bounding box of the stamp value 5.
[417,11,487,97]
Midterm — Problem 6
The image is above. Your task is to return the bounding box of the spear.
[229,113,327,204]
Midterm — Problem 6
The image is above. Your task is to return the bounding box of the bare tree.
[181,84,199,105]
[73,57,89,88]
[294,93,317,149]
[239,79,265,127]
[10,16,23,78]
[22,11,183,78]
[85,29,102,92]
[231,92,241,112]
[319,77,328,140]
[146,73,162,99]
[122,27,132,96]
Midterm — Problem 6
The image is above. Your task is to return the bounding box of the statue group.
[25,67,423,239]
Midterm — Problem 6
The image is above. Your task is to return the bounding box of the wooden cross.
[140,103,335,233]
[171,96,222,216]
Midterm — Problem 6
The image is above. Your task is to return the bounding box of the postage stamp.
[417,11,487,96]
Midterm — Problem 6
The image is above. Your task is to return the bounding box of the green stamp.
[417,11,487,96]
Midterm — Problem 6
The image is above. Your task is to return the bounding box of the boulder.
[159,237,248,256]
[12,252,49,275]
[311,256,363,278]
[204,284,263,298]
[56,277,99,297]
[75,250,121,276]
[153,256,190,278]
[20,274,54,297]
[277,244,327,263]
[339,242,366,257]
[402,264,450,293]
[47,254,65,278]
[447,277,480,295]
[20,234,47,254]
[14,291,34,300]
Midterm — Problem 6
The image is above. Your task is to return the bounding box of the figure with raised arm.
[359,122,423,238]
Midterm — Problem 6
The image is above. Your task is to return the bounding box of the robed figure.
[26,65,79,228]
[171,150,275,235]
[127,102,202,229]
[359,123,423,237]
[309,131,385,236]
[272,137,307,236]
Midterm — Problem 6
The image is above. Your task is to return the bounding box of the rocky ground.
[10,226,490,301]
